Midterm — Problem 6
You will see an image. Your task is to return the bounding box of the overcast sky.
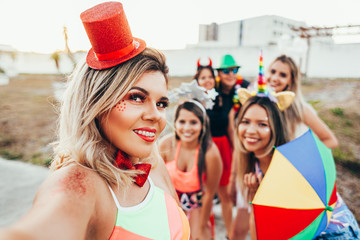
[1,0,360,53]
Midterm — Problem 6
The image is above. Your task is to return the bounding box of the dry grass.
[0,75,62,165]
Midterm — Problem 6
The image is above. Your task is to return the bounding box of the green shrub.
[331,107,344,117]
[332,148,360,177]
[0,150,23,160]
[308,100,321,110]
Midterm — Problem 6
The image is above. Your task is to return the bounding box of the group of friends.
[0,1,359,240]
[167,52,359,240]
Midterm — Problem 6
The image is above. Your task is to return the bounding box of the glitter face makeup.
[116,100,126,112]
[101,71,168,159]
[263,127,270,132]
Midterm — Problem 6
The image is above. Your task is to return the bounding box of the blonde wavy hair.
[268,55,305,139]
[51,48,168,188]
[233,96,289,201]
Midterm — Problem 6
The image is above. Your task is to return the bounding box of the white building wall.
[15,52,59,74]
[198,24,208,42]
[0,51,86,75]
[242,17,273,46]
[218,21,240,47]
[198,15,308,48]
[163,43,359,79]
[241,16,307,47]
[163,45,305,78]
[1,43,359,79]
[0,53,17,77]
[308,42,360,78]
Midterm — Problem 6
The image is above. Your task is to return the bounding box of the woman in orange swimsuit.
[159,100,223,240]
[0,2,190,240]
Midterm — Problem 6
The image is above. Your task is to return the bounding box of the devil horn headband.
[197,57,213,68]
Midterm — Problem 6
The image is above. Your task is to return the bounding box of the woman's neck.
[129,156,140,165]
[178,139,199,150]
[256,154,272,175]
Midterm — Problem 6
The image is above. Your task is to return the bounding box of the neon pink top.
[166,142,202,211]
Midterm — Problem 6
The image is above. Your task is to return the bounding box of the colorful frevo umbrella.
[252,130,338,239]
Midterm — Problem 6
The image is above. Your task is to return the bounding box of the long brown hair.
[268,55,305,138]
[233,96,289,200]
[174,101,213,186]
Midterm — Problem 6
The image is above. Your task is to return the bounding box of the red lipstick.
[133,128,156,142]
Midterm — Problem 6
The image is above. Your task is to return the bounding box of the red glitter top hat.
[80,1,146,70]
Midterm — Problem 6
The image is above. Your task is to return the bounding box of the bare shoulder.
[206,143,221,160]
[32,164,103,224]
[205,143,223,168]
[37,164,100,202]
[7,164,108,240]
[303,102,317,116]
[158,133,176,162]
[158,133,175,148]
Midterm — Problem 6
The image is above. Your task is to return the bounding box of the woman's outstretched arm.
[0,165,98,240]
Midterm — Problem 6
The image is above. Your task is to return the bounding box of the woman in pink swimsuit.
[0,2,190,239]
[159,100,223,239]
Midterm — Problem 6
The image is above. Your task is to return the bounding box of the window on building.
[206,23,218,41]
[239,21,243,46]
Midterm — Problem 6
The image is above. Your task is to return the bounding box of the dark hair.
[194,65,215,82]
[236,96,289,153]
[174,101,212,186]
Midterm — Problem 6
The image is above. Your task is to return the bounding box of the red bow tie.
[115,150,151,187]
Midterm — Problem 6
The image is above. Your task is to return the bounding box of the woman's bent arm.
[303,104,338,148]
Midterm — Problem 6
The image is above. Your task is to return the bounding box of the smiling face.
[197,68,215,90]
[218,67,239,92]
[266,60,292,93]
[238,104,272,157]
[175,108,202,145]
[100,71,168,160]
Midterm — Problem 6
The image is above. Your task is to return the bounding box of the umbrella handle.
[325,206,334,212]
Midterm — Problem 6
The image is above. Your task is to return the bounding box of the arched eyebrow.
[242,117,268,122]
[256,119,269,124]
[130,86,169,102]
[160,96,170,102]
[130,86,149,95]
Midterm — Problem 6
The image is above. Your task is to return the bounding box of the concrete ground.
[0,158,49,227]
